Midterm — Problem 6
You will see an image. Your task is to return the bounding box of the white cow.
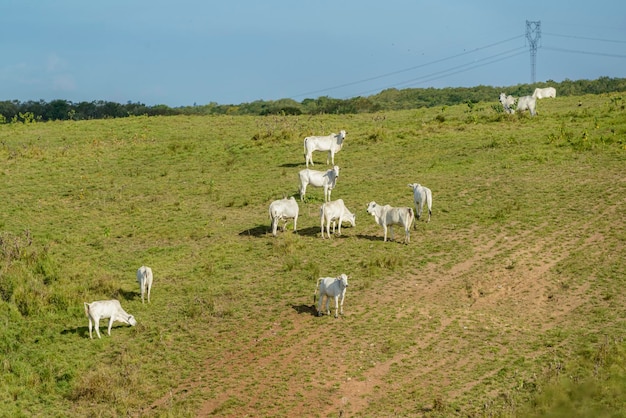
[366,201,414,244]
[499,92,516,114]
[136,266,153,304]
[320,199,356,239]
[304,130,346,167]
[298,166,339,202]
[314,274,349,318]
[407,183,432,223]
[269,196,299,236]
[517,95,537,116]
[84,299,137,339]
[532,87,556,99]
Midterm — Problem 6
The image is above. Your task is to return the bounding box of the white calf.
[268,196,299,236]
[304,130,346,167]
[517,95,537,116]
[314,274,349,318]
[499,92,516,114]
[84,299,137,339]
[320,199,356,239]
[532,87,556,99]
[366,201,414,243]
[407,183,432,223]
[299,166,339,202]
[136,265,153,304]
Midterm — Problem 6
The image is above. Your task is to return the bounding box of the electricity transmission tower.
[526,20,541,83]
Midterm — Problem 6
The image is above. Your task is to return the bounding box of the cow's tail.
[313,278,322,304]
[83,302,90,318]
[303,137,309,160]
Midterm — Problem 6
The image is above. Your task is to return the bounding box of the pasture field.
[0,93,625,417]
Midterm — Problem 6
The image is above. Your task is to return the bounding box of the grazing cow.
[136,265,153,304]
[269,196,299,236]
[298,166,339,202]
[407,183,432,223]
[499,92,516,114]
[320,199,356,239]
[314,274,349,318]
[366,201,414,243]
[304,130,346,167]
[532,87,556,99]
[84,299,137,339]
[516,95,537,116]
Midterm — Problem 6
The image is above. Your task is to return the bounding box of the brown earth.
[143,195,619,417]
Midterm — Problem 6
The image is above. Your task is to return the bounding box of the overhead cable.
[291,34,525,99]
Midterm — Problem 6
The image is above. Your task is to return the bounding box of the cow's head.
[338,273,348,288]
[366,201,377,215]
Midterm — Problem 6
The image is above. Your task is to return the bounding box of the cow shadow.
[279,162,302,168]
[355,234,408,244]
[294,226,320,237]
[239,225,269,237]
[292,304,318,316]
[61,326,89,338]
[118,288,139,301]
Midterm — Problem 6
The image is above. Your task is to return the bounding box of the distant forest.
[1,76,625,122]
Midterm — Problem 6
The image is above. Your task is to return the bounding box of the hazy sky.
[2,0,625,106]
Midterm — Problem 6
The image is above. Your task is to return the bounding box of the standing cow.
[320,199,356,239]
[407,183,432,223]
[532,87,556,99]
[269,196,299,236]
[304,130,346,167]
[298,166,339,202]
[136,265,153,304]
[366,201,414,243]
[314,274,349,318]
[516,95,537,116]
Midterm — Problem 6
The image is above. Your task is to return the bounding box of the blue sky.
[1,1,624,106]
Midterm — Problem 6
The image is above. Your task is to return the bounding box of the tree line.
[1,76,625,123]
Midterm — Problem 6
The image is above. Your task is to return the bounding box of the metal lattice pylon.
[526,20,541,84]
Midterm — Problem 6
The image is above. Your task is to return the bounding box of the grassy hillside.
[0,93,625,417]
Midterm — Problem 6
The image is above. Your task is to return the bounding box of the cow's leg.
[333,296,339,318]
[95,318,102,339]
[339,293,345,316]
[389,225,394,242]
[293,215,298,233]
[325,297,331,316]
[337,216,342,236]
[271,218,278,236]
[107,317,114,336]
[317,295,324,316]
[300,183,307,201]
[88,317,94,339]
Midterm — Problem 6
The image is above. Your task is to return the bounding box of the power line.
[350,47,527,98]
[543,32,626,44]
[290,34,525,99]
[542,46,626,59]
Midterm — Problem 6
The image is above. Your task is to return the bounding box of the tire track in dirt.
[144,189,621,417]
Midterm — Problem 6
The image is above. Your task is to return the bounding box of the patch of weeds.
[366,127,388,142]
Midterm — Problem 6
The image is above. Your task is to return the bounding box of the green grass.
[0,93,625,416]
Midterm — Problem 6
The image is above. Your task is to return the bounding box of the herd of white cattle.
[499,86,557,116]
[84,88,558,334]
[267,126,437,318]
